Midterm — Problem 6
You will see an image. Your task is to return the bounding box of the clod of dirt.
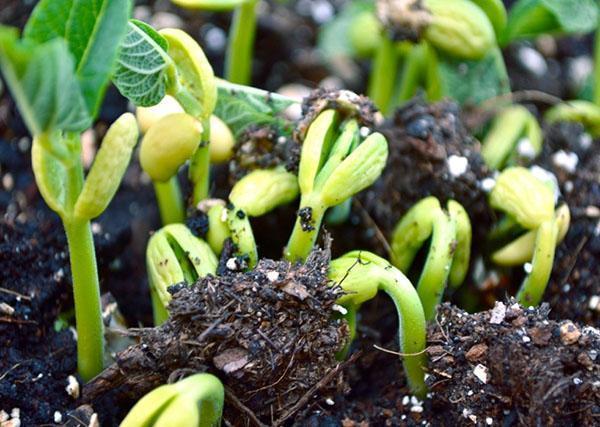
[294,89,378,143]
[376,0,432,43]
[84,247,349,424]
[427,302,600,426]
[229,125,300,183]
[362,97,493,240]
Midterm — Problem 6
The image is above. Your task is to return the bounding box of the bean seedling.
[390,197,472,321]
[0,0,135,381]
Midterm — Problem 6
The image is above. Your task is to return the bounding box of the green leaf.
[113,20,173,107]
[502,0,598,44]
[436,48,510,105]
[213,87,293,137]
[0,29,91,135]
[24,0,131,117]
[317,0,378,60]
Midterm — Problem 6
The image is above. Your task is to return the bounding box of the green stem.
[516,219,557,306]
[397,43,426,103]
[226,205,258,269]
[154,177,185,225]
[284,196,327,263]
[594,26,600,106]
[190,120,211,205]
[368,37,399,114]
[416,209,456,321]
[224,0,258,84]
[64,218,104,381]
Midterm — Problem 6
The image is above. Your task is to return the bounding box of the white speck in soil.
[204,25,226,52]
[91,222,102,234]
[473,364,488,384]
[462,408,471,419]
[266,271,279,282]
[522,335,531,343]
[402,395,410,406]
[447,155,469,177]
[567,56,593,90]
[410,405,424,413]
[53,411,62,423]
[563,283,571,292]
[552,150,579,173]
[480,177,496,193]
[529,165,560,202]
[17,137,30,152]
[579,132,592,150]
[0,411,8,422]
[66,375,80,399]
[226,258,240,271]
[588,295,600,311]
[524,262,533,274]
[359,126,371,138]
[486,417,493,425]
[331,304,347,315]
[573,377,583,385]
[517,46,548,77]
[325,398,335,406]
[564,180,574,193]
[0,302,15,316]
[517,138,536,160]
[2,173,14,191]
[489,301,506,324]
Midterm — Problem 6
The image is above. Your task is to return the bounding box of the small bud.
[424,0,496,60]
[229,168,299,217]
[209,115,234,164]
[74,113,139,219]
[140,113,203,182]
[489,167,555,229]
[545,100,600,137]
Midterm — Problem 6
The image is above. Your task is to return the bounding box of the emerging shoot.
[147,224,218,324]
[390,197,472,321]
[329,251,427,398]
[489,167,570,305]
[121,373,224,427]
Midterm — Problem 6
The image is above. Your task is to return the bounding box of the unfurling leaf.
[114,20,173,107]
[74,113,139,219]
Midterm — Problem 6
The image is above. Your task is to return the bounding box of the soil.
[84,246,349,426]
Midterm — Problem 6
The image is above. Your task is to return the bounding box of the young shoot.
[121,373,224,427]
[284,93,389,262]
[489,167,570,306]
[368,0,500,112]
[390,197,472,321]
[481,105,542,170]
[147,224,218,325]
[202,167,299,268]
[169,0,258,85]
[0,0,134,381]
[329,251,427,398]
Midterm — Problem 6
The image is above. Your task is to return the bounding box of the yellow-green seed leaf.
[31,136,69,218]
[120,385,179,427]
[74,113,139,219]
[229,168,299,217]
[298,109,339,194]
[424,0,496,60]
[490,166,555,229]
[320,132,388,207]
[140,113,203,182]
[481,105,531,170]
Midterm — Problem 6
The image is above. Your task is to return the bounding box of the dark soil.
[84,246,348,426]
[304,301,600,426]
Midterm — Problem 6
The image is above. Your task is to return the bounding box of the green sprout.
[202,167,299,267]
[169,0,258,85]
[0,0,134,381]
[284,102,389,262]
[481,105,542,170]
[545,100,600,137]
[390,197,472,321]
[121,373,224,427]
[147,224,218,325]
[488,167,570,306]
[329,251,427,398]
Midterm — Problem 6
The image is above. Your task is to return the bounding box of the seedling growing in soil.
[545,100,600,137]
[367,0,501,112]
[147,223,218,325]
[285,93,389,262]
[329,251,427,397]
[169,0,258,85]
[489,167,570,305]
[390,197,472,320]
[121,373,224,427]
[0,0,134,381]
[202,167,298,266]
[481,105,542,170]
